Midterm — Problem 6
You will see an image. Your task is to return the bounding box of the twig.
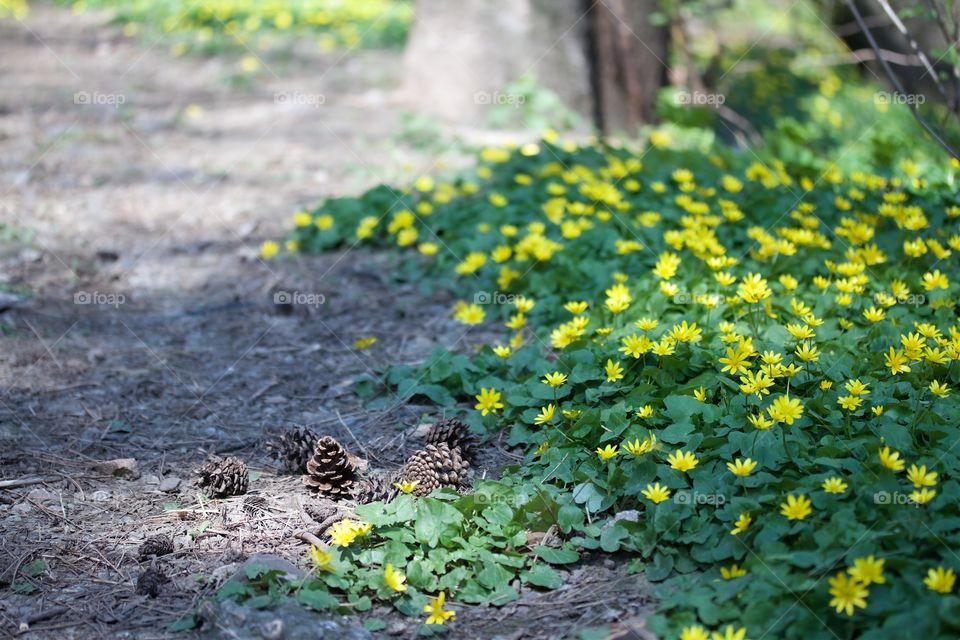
[294,530,326,548]
[0,476,56,490]
[335,409,369,462]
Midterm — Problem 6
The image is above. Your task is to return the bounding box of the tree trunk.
[402,0,668,133]
[586,0,669,134]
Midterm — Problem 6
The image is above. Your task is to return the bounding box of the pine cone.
[138,534,173,561]
[350,472,397,504]
[397,443,470,497]
[425,418,478,462]
[197,456,249,498]
[302,436,357,498]
[135,566,168,597]
[266,425,318,474]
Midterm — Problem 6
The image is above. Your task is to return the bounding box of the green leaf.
[532,546,579,564]
[522,564,563,589]
[415,498,463,547]
[298,588,339,610]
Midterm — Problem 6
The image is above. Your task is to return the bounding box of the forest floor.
[0,5,653,639]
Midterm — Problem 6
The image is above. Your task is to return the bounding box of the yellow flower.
[693,386,707,401]
[922,269,949,290]
[328,519,370,547]
[384,563,407,592]
[393,480,419,494]
[564,301,588,314]
[794,341,820,362]
[542,371,567,387]
[423,591,456,624]
[474,388,504,416]
[533,440,549,456]
[930,380,951,398]
[667,449,699,473]
[871,405,884,416]
[619,334,652,358]
[863,306,885,322]
[259,240,280,259]
[829,572,869,616]
[878,446,904,472]
[604,359,625,382]
[924,566,956,593]
[293,211,312,227]
[452,301,485,325]
[720,564,747,579]
[623,434,655,456]
[910,488,937,504]
[352,336,377,350]
[767,395,804,425]
[838,395,863,411]
[820,380,834,390]
[635,317,659,331]
[748,413,773,430]
[727,457,757,477]
[636,405,654,419]
[711,626,747,640]
[670,320,702,343]
[907,464,937,488]
[780,494,812,520]
[308,545,334,572]
[418,242,439,255]
[680,626,710,640]
[596,444,619,460]
[848,556,885,585]
[730,513,752,535]
[534,404,556,425]
[822,477,848,494]
[642,482,671,504]
[492,345,511,358]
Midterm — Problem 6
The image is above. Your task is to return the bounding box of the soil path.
[0,6,652,638]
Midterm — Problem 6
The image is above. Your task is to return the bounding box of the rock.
[228,554,304,585]
[386,621,406,635]
[11,503,32,515]
[91,490,112,502]
[158,477,182,493]
[27,488,53,502]
[92,458,139,479]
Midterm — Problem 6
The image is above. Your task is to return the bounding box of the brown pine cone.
[424,418,478,463]
[396,443,470,497]
[350,472,397,504]
[302,436,357,498]
[138,534,174,561]
[197,456,249,498]
[135,566,168,598]
[266,425,318,474]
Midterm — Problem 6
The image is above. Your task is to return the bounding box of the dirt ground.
[0,5,652,639]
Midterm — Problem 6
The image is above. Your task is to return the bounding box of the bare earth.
[0,6,652,639]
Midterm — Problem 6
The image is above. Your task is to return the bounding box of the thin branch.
[843,0,960,159]
[876,0,951,104]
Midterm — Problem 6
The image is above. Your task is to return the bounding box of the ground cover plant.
[273,106,960,637]
[61,0,412,54]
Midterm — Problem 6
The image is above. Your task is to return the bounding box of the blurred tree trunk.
[402,0,668,134]
[587,0,669,133]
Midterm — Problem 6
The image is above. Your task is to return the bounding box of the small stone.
[158,477,181,493]
[91,490,111,502]
[11,503,31,515]
[92,458,139,479]
[387,621,406,635]
[27,488,53,502]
